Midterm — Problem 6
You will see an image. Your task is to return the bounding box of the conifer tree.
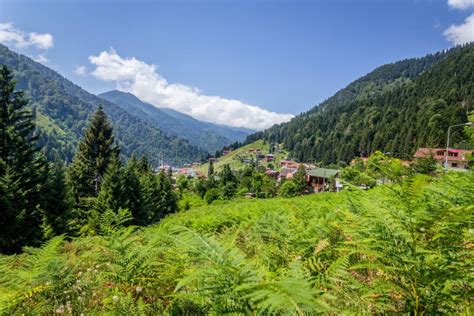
[208,160,214,178]
[97,156,142,215]
[68,105,118,202]
[293,164,308,194]
[41,162,71,237]
[0,66,48,253]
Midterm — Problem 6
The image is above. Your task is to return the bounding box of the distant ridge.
[99,90,252,153]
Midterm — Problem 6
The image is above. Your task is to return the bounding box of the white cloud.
[88,49,294,130]
[33,54,49,64]
[447,0,474,9]
[0,22,53,50]
[443,13,474,45]
[74,65,87,76]
[28,32,53,50]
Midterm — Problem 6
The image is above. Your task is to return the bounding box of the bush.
[204,188,221,204]
[278,181,299,197]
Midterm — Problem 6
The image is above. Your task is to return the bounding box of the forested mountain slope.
[247,44,474,164]
[0,44,207,166]
[99,90,250,152]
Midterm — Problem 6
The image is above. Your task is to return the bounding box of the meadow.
[0,170,472,314]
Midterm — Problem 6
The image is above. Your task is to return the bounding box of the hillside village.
[169,139,473,195]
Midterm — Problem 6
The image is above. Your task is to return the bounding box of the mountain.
[98,90,251,153]
[247,44,474,165]
[0,44,207,166]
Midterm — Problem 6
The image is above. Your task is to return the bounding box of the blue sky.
[1,0,473,129]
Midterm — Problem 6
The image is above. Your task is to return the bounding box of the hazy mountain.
[0,44,207,166]
[99,90,252,152]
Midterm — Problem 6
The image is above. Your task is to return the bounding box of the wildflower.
[112,295,119,302]
[136,286,143,293]
[56,305,65,314]
[295,255,302,260]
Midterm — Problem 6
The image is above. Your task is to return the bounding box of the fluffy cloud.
[447,0,474,9]
[89,49,293,130]
[0,23,53,50]
[74,65,87,76]
[444,13,474,45]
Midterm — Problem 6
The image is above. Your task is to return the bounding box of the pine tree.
[41,161,71,237]
[0,66,48,253]
[96,156,142,217]
[208,160,214,178]
[68,105,118,202]
[293,164,307,194]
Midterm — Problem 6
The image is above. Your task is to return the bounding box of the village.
[155,141,473,195]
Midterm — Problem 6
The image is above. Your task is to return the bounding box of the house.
[222,149,232,156]
[306,168,340,193]
[413,147,472,170]
[280,160,299,169]
[278,167,298,181]
[264,154,274,162]
[208,157,217,162]
[265,168,279,178]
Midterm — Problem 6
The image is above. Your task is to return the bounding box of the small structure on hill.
[306,168,340,193]
[413,147,472,170]
[264,154,274,162]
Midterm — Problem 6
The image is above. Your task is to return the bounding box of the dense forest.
[99,90,250,153]
[247,44,474,165]
[0,44,207,166]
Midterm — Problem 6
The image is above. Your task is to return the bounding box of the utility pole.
[445,122,472,169]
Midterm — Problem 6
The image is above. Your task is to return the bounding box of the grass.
[196,140,289,174]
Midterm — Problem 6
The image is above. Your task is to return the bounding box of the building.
[264,154,274,162]
[278,167,298,181]
[306,168,340,193]
[413,148,472,170]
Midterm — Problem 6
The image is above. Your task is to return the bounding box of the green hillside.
[247,44,474,164]
[196,139,289,174]
[1,170,472,314]
[0,44,207,166]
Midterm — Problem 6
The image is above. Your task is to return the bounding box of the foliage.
[0,169,471,314]
[67,105,118,202]
[0,66,53,253]
[278,180,299,197]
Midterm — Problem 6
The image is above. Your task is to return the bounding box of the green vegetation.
[1,168,472,314]
[248,43,474,165]
[197,139,288,174]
